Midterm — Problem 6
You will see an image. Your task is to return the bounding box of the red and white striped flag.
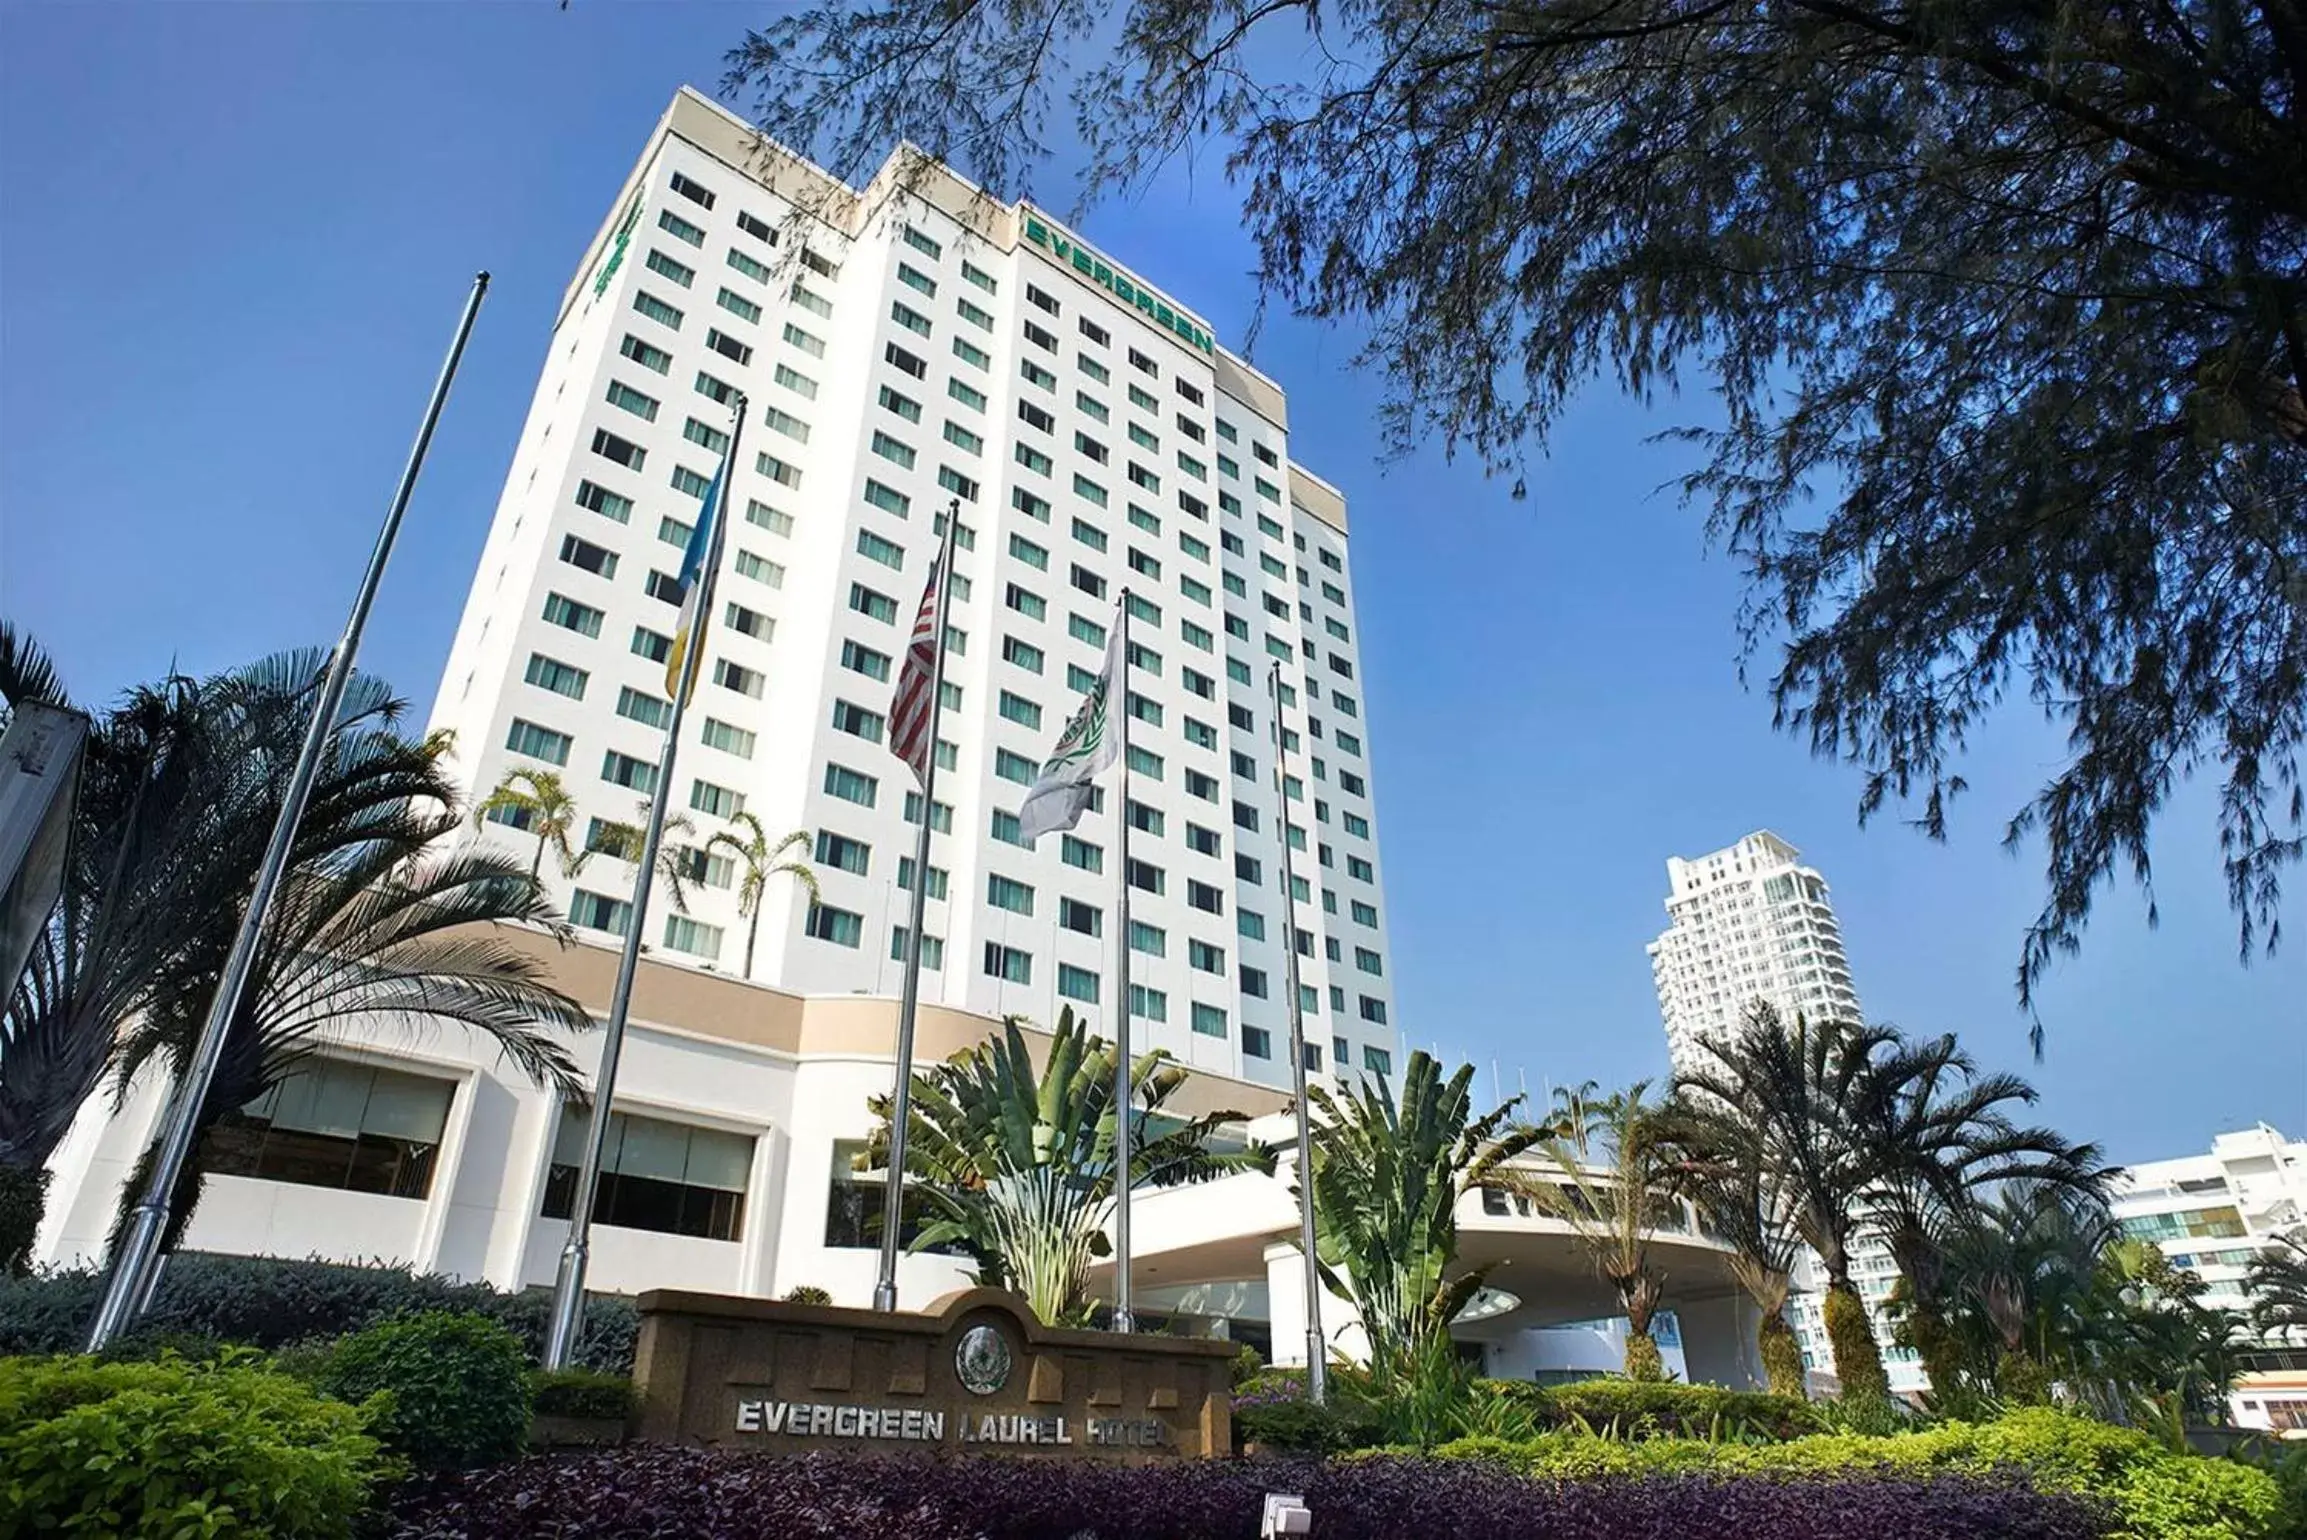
[889,551,943,786]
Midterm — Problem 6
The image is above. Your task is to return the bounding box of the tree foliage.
[727,0,2307,1024]
[1530,1079,1683,1379]
[865,1008,1268,1325]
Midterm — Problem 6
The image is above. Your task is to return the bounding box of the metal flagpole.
[1110,592,1134,1333]
[543,394,746,1370]
[874,501,958,1312]
[1268,661,1325,1401]
[88,271,490,1353]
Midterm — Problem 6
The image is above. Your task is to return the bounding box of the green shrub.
[781,1285,833,1304]
[1465,1377,1826,1443]
[0,1350,391,1537]
[0,1252,638,1370]
[531,1367,637,1422]
[319,1310,531,1471]
[1435,1407,2285,1540]
[1230,1342,1266,1387]
[1232,1368,1387,1454]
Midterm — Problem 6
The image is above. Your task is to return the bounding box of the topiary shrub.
[781,1285,833,1304]
[531,1366,638,1422]
[0,1349,392,1538]
[1821,1283,1891,1401]
[1623,1331,1667,1382]
[0,1252,637,1370]
[319,1310,531,1472]
[1232,1367,1387,1454]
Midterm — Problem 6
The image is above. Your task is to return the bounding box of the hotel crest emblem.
[954,1324,1013,1396]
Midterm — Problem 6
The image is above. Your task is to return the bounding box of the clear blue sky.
[2,4,2296,1164]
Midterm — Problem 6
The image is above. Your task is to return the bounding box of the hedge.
[0,1252,636,1371]
[386,1444,2106,1540]
[0,1350,394,1538]
[1432,1407,2284,1540]
[1233,1370,1823,1452]
[319,1311,533,1472]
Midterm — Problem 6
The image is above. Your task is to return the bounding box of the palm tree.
[705,813,818,977]
[2249,1229,2307,1338]
[1672,1124,1809,1398]
[865,1009,1267,1326]
[1855,1031,2113,1395]
[474,766,586,881]
[1302,1052,1547,1388]
[1676,1005,1902,1400]
[0,632,593,1269]
[1530,1080,1683,1381]
[1938,1179,2119,1402]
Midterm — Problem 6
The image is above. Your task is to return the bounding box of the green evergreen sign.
[1023,213,1214,355]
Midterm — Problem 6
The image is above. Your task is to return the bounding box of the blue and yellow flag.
[662,453,727,706]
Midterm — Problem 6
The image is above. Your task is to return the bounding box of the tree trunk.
[1906,1300,1966,1398]
[744,903,760,978]
[530,837,545,881]
[1758,1309,1808,1399]
[1623,1329,1666,1382]
[0,1161,51,1276]
[1822,1281,1891,1401]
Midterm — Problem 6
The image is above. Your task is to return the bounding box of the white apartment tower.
[1647,831,1861,1077]
[427,88,1400,1091]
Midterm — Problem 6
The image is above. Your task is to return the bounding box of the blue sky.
[2,4,2296,1163]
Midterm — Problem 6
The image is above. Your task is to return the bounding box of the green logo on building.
[1022,213,1214,355]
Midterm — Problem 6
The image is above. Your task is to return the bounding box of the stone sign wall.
[631,1287,1235,1461]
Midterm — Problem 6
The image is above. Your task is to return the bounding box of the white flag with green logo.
[1017,621,1124,842]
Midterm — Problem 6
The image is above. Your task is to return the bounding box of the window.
[987,873,1035,915]
[1187,879,1225,916]
[850,584,900,623]
[1127,859,1165,895]
[733,208,777,245]
[601,750,659,794]
[1240,965,1269,999]
[1005,583,1047,621]
[1015,443,1054,476]
[713,659,764,699]
[806,901,865,947]
[956,297,994,332]
[540,1103,751,1242]
[608,686,671,731]
[1127,346,1158,377]
[824,762,878,808]
[1188,939,1227,975]
[983,943,1033,984]
[994,748,1038,784]
[1070,564,1107,602]
[541,592,605,638]
[205,1057,455,1200]
[1057,897,1103,938]
[574,480,634,525]
[1184,823,1223,857]
[1235,853,1263,884]
[903,793,955,832]
[996,691,1043,731]
[815,830,871,875]
[890,301,932,337]
[870,430,917,470]
[1075,431,1109,465]
[831,700,885,742]
[689,779,744,820]
[889,929,945,971]
[938,466,981,506]
[1061,835,1103,873]
[1353,946,1385,976]
[701,714,765,756]
[784,322,827,358]
[1073,473,1108,508]
[1180,619,1214,651]
[705,328,752,365]
[856,529,906,570]
[591,428,646,472]
[1058,964,1100,1004]
[902,223,943,259]
[955,337,993,370]
[668,171,717,209]
[862,480,912,520]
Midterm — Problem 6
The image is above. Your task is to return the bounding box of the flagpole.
[87,271,490,1353]
[1110,591,1134,1334]
[543,394,745,1370]
[874,500,958,1312]
[1269,661,1326,1403]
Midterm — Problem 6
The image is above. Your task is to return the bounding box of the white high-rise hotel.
[429,87,1398,1090]
[1647,831,1862,1076]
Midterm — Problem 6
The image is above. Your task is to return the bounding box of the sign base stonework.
[631,1287,1235,1461]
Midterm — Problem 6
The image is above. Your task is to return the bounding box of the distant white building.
[1647,831,1861,1080]
[2113,1125,2307,1432]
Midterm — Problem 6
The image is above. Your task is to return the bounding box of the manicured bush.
[1435,1407,2284,1540]
[782,1284,833,1304]
[0,1251,637,1370]
[387,1444,2107,1540]
[1472,1377,1828,1443]
[0,1350,392,1538]
[1232,1367,1386,1453]
[530,1366,637,1422]
[319,1310,532,1472]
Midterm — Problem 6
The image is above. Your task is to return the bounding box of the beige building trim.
[488,924,1289,1122]
[1287,464,1349,536]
